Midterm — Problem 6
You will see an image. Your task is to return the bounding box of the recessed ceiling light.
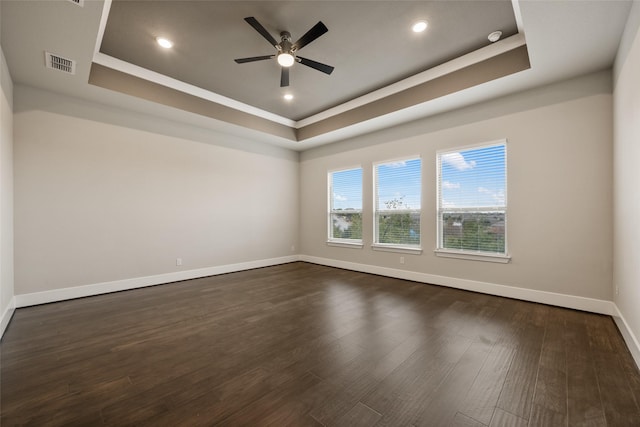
[156,37,173,49]
[283,93,294,101]
[488,31,502,43]
[412,21,428,33]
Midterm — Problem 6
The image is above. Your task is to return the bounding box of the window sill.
[434,249,511,263]
[371,244,422,255]
[327,240,364,249]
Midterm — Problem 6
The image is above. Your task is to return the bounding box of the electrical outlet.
[176,258,182,266]
[400,256,405,264]
[291,245,296,252]
[615,286,619,296]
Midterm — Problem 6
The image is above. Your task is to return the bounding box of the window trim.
[434,249,511,263]
[436,140,508,259]
[327,240,364,249]
[373,156,422,251]
[372,243,423,254]
[327,166,363,244]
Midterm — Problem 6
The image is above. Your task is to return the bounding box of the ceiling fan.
[234,17,335,87]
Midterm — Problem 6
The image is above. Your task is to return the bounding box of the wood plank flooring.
[1,262,639,426]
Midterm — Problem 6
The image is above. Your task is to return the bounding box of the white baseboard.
[1,296,16,339]
[303,255,640,368]
[303,254,639,370]
[299,255,617,316]
[612,306,640,369]
[15,255,300,308]
[13,255,616,315]
[6,254,639,370]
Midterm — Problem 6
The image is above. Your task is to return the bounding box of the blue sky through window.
[440,144,506,208]
[331,168,362,210]
[376,158,422,210]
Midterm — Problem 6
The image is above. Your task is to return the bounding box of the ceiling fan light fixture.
[277,52,295,67]
[412,21,428,33]
[156,37,173,49]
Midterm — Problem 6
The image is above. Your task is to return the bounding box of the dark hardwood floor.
[1,262,639,426]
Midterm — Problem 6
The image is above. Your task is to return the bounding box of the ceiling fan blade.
[234,55,275,64]
[292,21,328,51]
[297,56,334,75]
[244,17,278,48]
[280,67,290,87]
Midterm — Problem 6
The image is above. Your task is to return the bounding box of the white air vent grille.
[66,0,84,6]
[45,52,76,75]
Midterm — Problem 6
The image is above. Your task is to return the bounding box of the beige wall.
[1,47,15,327]
[614,1,640,357]
[300,72,613,301]
[14,86,299,295]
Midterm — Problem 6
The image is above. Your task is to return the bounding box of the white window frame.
[435,140,510,263]
[327,166,363,248]
[372,156,422,254]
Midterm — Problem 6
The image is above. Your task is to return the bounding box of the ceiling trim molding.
[94,0,112,60]
[88,63,297,141]
[90,42,531,144]
[92,52,298,127]
[296,44,531,141]
[512,0,526,35]
[295,33,527,129]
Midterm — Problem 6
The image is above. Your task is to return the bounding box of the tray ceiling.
[99,1,519,121]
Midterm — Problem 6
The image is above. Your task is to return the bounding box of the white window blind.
[374,158,421,247]
[328,168,363,242]
[437,142,507,254]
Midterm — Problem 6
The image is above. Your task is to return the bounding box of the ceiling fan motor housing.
[279,31,293,53]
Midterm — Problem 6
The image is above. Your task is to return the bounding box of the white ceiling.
[0,0,633,151]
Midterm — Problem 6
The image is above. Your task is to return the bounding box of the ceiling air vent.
[44,52,76,75]
[66,0,84,6]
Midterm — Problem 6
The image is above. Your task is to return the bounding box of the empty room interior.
[2,0,640,425]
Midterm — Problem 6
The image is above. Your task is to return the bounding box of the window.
[437,141,508,260]
[328,167,363,244]
[374,158,421,250]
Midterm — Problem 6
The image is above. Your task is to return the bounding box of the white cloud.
[442,181,460,190]
[334,193,347,201]
[442,152,476,171]
[386,161,407,168]
[478,187,505,205]
[441,200,457,208]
